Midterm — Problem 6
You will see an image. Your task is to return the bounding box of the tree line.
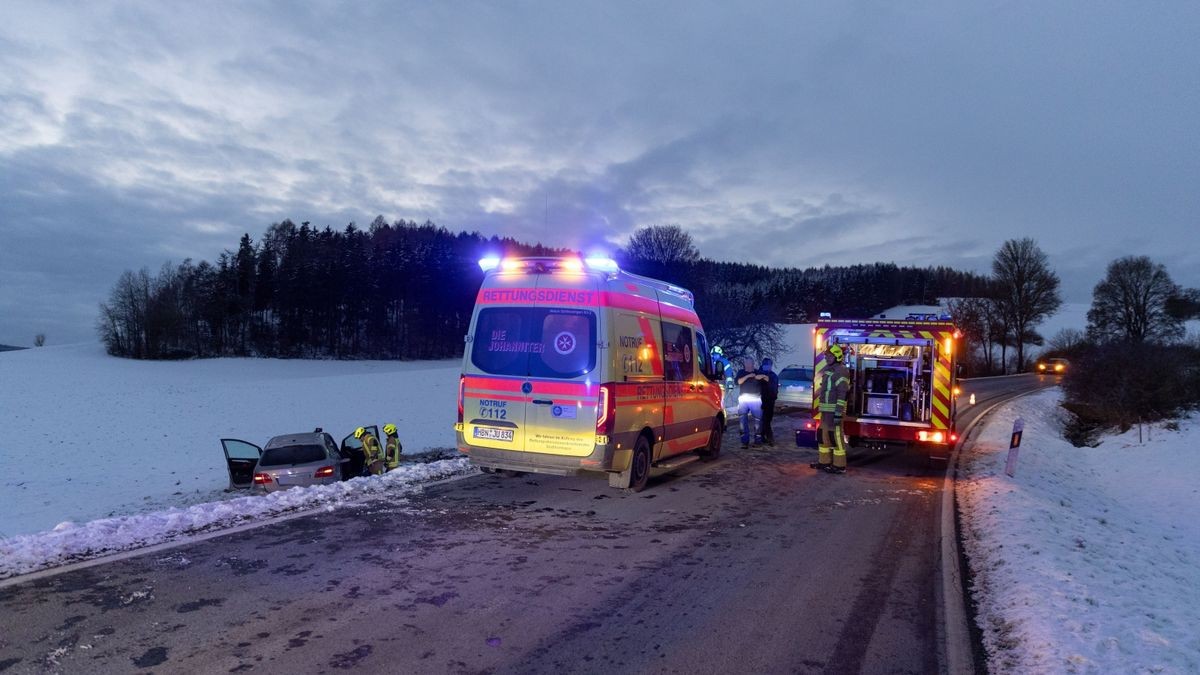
[97,220,990,360]
[97,218,568,360]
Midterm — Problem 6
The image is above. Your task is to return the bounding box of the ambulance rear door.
[522,273,602,457]
[463,273,533,452]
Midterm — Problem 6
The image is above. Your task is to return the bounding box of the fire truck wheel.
[699,417,722,461]
[627,435,652,492]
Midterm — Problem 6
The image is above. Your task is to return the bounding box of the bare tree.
[34,333,45,347]
[700,284,786,361]
[947,297,987,373]
[1166,288,1200,322]
[1087,256,1184,344]
[992,238,1062,371]
[624,225,700,266]
[1047,327,1086,354]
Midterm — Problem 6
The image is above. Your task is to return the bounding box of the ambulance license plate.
[473,426,514,442]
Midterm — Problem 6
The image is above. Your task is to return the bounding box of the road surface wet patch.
[176,597,224,613]
[130,646,168,668]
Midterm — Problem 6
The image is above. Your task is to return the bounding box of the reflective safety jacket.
[819,362,851,417]
[362,433,383,465]
[384,434,403,470]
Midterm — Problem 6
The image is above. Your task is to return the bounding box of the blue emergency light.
[583,257,619,273]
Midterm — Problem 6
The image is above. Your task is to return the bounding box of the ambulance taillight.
[457,375,465,424]
[596,384,616,435]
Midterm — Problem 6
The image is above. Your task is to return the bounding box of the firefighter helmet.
[712,345,724,356]
[354,426,366,439]
[383,423,397,436]
[828,344,845,362]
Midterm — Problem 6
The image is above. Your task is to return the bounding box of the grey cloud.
[2,1,1199,345]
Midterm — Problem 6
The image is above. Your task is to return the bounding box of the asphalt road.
[0,374,1056,675]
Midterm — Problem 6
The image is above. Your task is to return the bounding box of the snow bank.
[0,343,462,537]
[960,389,1200,674]
[0,457,473,579]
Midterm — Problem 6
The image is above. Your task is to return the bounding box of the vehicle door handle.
[532,399,553,406]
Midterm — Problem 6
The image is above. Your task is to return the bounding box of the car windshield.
[471,307,597,378]
[780,367,813,383]
[259,444,326,467]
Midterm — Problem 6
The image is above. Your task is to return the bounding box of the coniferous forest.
[97,217,990,360]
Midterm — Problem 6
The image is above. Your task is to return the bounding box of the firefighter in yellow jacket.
[813,344,851,474]
[356,427,385,476]
[383,423,403,471]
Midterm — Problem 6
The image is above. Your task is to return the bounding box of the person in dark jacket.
[735,356,767,448]
[758,358,780,445]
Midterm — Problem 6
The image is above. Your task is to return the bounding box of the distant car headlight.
[1038,363,1046,370]
[1055,364,1064,372]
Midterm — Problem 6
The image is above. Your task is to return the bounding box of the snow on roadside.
[0,457,473,580]
[959,389,1200,674]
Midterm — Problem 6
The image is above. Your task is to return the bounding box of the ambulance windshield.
[472,307,597,378]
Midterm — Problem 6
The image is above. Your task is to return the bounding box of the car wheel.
[699,417,722,461]
[627,435,652,492]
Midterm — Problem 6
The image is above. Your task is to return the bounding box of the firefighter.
[383,423,403,471]
[711,345,736,407]
[813,344,851,474]
[356,427,385,476]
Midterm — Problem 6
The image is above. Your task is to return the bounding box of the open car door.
[339,425,379,480]
[222,438,262,489]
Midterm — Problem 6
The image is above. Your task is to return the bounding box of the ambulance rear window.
[472,307,597,378]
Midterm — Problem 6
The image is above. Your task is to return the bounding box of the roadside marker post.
[1004,418,1024,477]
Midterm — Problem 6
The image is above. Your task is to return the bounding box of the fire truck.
[806,314,962,461]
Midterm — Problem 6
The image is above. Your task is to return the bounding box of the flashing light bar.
[477,256,621,274]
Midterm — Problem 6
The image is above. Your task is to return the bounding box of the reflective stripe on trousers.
[817,414,847,468]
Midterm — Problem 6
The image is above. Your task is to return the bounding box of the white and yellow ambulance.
[454,256,725,491]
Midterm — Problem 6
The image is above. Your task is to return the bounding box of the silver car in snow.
[222,431,348,493]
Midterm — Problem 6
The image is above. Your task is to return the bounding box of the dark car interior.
[221,439,262,489]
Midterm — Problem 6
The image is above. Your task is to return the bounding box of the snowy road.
[0,375,1052,674]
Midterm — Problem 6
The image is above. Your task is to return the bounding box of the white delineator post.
[1005,418,1024,477]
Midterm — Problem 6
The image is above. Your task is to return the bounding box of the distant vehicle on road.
[222,430,355,492]
[776,364,814,409]
[1037,357,1069,374]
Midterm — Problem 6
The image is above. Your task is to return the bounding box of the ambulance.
[455,256,725,491]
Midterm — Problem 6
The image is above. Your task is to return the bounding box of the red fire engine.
[805,314,962,461]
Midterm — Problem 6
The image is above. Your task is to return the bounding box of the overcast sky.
[2,1,1198,345]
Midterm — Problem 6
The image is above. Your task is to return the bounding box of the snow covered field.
[960,389,1200,674]
[0,343,462,538]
